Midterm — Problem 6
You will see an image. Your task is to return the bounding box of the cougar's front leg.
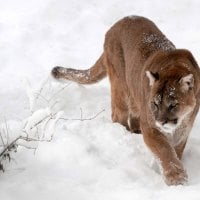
[141,126,188,185]
[174,139,188,160]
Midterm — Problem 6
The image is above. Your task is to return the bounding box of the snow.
[23,107,51,132]
[142,33,175,51]
[1,0,200,199]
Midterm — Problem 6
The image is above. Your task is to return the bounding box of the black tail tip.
[51,66,62,78]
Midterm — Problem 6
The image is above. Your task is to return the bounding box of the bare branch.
[0,134,53,160]
[30,115,51,131]
[0,136,19,159]
[59,109,105,122]
[19,135,53,143]
[16,143,37,151]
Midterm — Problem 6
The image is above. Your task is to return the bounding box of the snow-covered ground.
[1,0,200,199]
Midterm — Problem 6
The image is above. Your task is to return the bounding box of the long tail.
[51,54,107,84]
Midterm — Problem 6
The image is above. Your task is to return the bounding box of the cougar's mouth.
[155,121,178,134]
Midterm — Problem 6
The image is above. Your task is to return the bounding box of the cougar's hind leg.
[110,82,130,131]
[104,53,130,130]
[128,114,141,133]
[128,100,141,134]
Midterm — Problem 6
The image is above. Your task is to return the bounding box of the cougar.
[51,16,200,185]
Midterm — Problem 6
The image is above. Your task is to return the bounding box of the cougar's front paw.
[164,162,188,186]
[51,66,62,78]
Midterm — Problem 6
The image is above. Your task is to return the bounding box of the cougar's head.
[146,70,196,133]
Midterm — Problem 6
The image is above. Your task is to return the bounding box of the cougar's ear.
[146,71,159,86]
[179,74,194,92]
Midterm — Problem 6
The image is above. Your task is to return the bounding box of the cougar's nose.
[173,118,178,124]
[161,118,178,125]
[161,120,168,125]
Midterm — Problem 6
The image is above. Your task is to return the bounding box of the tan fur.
[51,16,200,185]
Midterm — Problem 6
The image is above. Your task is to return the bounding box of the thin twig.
[50,100,59,110]
[34,92,49,103]
[59,109,105,122]
[28,114,51,131]
[0,132,5,148]
[16,143,37,150]
[35,78,50,101]
[4,117,9,146]
[49,83,71,102]
[80,108,83,120]
[41,115,55,138]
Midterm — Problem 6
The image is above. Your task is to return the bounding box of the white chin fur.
[155,121,177,134]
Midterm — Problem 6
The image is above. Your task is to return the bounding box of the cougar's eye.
[168,103,178,111]
[152,101,159,111]
[154,102,158,107]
